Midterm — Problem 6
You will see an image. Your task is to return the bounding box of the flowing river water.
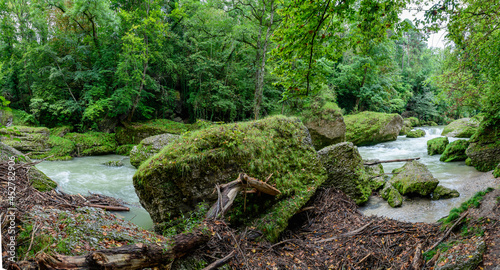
[35,126,498,229]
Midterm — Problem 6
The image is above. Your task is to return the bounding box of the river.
[35,126,496,228]
[358,126,497,223]
[35,155,154,229]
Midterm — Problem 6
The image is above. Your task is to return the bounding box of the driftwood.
[364,157,420,166]
[206,173,281,219]
[202,250,236,270]
[35,230,211,270]
[316,221,374,244]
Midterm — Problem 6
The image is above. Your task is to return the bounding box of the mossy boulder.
[465,122,500,172]
[494,163,500,178]
[434,237,486,270]
[0,126,51,153]
[440,140,470,162]
[103,160,124,167]
[130,133,180,168]
[381,182,403,207]
[432,185,460,200]
[302,100,346,150]
[441,118,480,138]
[0,142,57,192]
[345,111,403,146]
[133,116,326,241]
[116,119,192,145]
[427,137,450,156]
[406,129,426,138]
[30,135,75,161]
[364,161,385,190]
[116,144,136,155]
[318,142,372,205]
[399,125,411,135]
[404,117,420,127]
[64,132,117,156]
[390,161,439,196]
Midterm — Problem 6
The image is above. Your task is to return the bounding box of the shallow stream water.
[34,126,497,228]
[35,155,154,229]
[358,126,495,223]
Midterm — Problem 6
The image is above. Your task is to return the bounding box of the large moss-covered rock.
[0,126,50,153]
[380,182,403,207]
[404,117,420,127]
[364,161,385,190]
[435,237,486,270]
[64,132,117,156]
[0,142,57,191]
[427,137,449,156]
[432,185,460,200]
[116,119,192,145]
[134,116,326,241]
[130,133,179,168]
[302,99,346,150]
[318,142,371,205]
[390,161,439,196]
[406,129,426,138]
[345,111,403,146]
[441,118,480,138]
[465,122,500,172]
[30,136,75,161]
[440,139,470,162]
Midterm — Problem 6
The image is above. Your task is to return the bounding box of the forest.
[0,0,498,130]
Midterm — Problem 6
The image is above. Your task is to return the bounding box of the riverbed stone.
[434,237,486,270]
[0,126,51,154]
[432,185,460,200]
[427,137,449,156]
[440,139,470,162]
[406,129,426,138]
[64,132,117,156]
[103,160,124,167]
[345,111,404,146]
[0,142,57,191]
[380,182,403,207]
[130,133,180,168]
[134,116,326,241]
[364,161,386,190]
[390,161,439,196]
[465,122,500,172]
[116,119,192,145]
[318,142,371,205]
[441,118,480,138]
[302,98,346,150]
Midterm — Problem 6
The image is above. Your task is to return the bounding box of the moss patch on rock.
[465,121,500,172]
[116,144,136,155]
[134,116,326,242]
[434,237,486,270]
[64,132,117,156]
[440,139,470,162]
[103,160,124,167]
[30,135,75,161]
[406,129,426,138]
[381,182,403,207]
[441,118,480,138]
[0,126,50,153]
[432,185,460,200]
[318,142,372,205]
[130,133,179,168]
[116,119,192,145]
[405,117,420,127]
[427,137,449,156]
[50,126,73,137]
[390,161,439,196]
[494,164,500,178]
[345,111,403,146]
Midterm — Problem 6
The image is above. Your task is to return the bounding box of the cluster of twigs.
[0,160,129,262]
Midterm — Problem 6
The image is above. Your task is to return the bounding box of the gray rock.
[432,185,460,200]
[318,142,371,205]
[129,133,180,168]
[305,116,346,150]
[380,182,403,207]
[441,118,480,138]
[345,111,404,146]
[390,161,439,196]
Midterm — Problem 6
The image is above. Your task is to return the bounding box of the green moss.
[440,139,470,162]
[134,116,326,242]
[441,118,479,138]
[405,117,420,127]
[494,163,500,178]
[30,135,75,160]
[102,160,124,167]
[116,144,136,155]
[64,132,117,156]
[344,111,403,146]
[440,188,494,227]
[130,133,179,168]
[390,161,439,196]
[406,129,426,138]
[465,120,500,171]
[50,126,73,137]
[381,183,403,207]
[116,119,193,145]
[432,185,460,200]
[427,137,449,156]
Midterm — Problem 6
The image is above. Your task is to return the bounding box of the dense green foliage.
[2,0,493,130]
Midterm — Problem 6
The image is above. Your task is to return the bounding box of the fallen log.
[34,229,211,269]
[364,157,420,166]
[86,203,130,211]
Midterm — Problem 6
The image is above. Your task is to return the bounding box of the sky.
[400,4,448,48]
